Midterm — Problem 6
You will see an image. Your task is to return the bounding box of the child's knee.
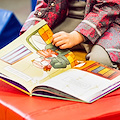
[86,45,118,69]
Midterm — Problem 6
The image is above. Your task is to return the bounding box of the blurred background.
[0,0,31,24]
[0,0,37,48]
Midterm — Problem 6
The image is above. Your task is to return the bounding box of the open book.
[0,20,120,103]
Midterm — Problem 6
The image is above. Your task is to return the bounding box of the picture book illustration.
[74,61,120,80]
[0,20,78,93]
[26,23,78,71]
[1,21,78,71]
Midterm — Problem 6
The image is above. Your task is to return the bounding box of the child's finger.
[52,35,64,45]
[59,43,68,49]
[54,40,65,47]
[51,33,61,43]
[53,32,62,38]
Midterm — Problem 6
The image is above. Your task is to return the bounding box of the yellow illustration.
[0,20,78,93]
[26,22,78,71]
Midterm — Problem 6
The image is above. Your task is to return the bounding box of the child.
[20,0,120,69]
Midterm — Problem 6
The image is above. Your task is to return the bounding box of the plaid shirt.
[20,0,68,35]
[20,0,120,63]
[74,0,120,63]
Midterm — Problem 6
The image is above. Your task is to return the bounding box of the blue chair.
[31,0,37,11]
[0,9,22,49]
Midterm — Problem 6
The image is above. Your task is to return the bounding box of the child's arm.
[74,1,120,44]
[52,31,84,49]
[20,0,68,35]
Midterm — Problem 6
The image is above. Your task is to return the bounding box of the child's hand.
[51,31,84,49]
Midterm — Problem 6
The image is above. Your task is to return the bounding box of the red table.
[0,80,120,120]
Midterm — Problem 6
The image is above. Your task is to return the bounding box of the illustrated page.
[0,20,73,93]
[39,61,120,102]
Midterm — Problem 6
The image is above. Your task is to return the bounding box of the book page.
[39,61,120,102]
[0,20,71,93]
